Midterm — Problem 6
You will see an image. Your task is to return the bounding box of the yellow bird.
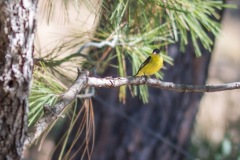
[135,49,163,76]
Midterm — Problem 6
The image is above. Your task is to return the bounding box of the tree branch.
[25,70,240,148]
[24,69,88,148]
[88,77,240,92]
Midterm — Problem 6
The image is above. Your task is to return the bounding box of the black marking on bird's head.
[153,49,160,54]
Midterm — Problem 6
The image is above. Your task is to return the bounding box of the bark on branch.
[25,69,240,148]
[24,69,88,147]
[88,77,240,92]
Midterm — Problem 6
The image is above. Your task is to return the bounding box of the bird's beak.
[153,52,156,55]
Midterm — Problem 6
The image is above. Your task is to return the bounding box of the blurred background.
[25,0,240,159]
[192,1,240,159]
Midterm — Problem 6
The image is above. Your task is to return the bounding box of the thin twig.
[34,35,119,67]
[77,86,95,99]
[76,35,119,54]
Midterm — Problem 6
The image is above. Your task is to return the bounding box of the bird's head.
[153,49,160,54]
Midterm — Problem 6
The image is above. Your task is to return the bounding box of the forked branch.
[25,69,240,148]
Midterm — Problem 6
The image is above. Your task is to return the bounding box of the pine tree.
[26,0,230,159]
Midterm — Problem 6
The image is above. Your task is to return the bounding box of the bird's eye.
[153,49,160,54]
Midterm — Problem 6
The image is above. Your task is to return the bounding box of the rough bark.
[0,1,38,159]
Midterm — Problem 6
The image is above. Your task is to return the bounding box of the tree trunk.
[0,1,38,159]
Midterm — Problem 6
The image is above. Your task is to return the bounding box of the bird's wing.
[135,56,151,75]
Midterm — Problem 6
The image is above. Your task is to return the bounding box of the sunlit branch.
[88,77,240,92]
[25,69,240,148]
[76,35,119,54]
